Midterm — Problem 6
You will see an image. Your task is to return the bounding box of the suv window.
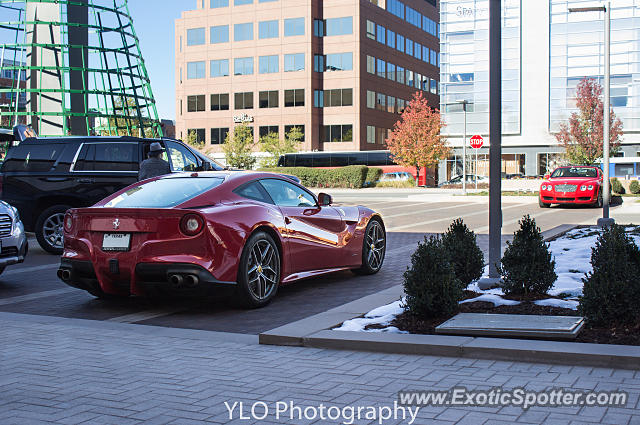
[74,142,138,172]
[165,141,198,172]
[2,143,62,172]
[234,181,273,204]
[259,179,316,207]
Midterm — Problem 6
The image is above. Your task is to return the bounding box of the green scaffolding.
[0,0,163,137]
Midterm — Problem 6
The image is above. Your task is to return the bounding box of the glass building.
[439,0,640,179]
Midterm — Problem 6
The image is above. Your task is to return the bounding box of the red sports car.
[539,166,603,208]
[57,172,386,308]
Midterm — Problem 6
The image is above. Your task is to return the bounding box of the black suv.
[0,136,223,254]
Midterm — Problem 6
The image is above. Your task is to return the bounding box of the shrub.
[629,180,640,195]
[579,225,640,326]
[611,177,625,194]
[375,179,415,188]
[498,215,557,296]
[441,218,485,288]
[259,166,368,188]
[365,167,383,187]
[403,236,463,318]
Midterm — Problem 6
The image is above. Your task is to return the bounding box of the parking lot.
[0,191,634,335]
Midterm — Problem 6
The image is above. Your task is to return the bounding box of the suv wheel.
[35,205,71,255]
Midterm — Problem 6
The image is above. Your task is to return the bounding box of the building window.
[325,53,352,71]
[406,70,414,87]
[259,126,279,138]
[284,125,305,141]
[422,46,429,63]
[284,89,304,107]
[366,90,375,109]
[376,24,385,44]
[324,88,352,107]
[376,127,388,144]
[234,23,253,41]
[430,50,437,66]
[187,61,206,79]
[234,0,252,5]
[314,90,324,107]
[211,0,229,7]
[187,28,205,46]
[387,62,395,81]
[414,72,422,89]
[367,125,375,144]
[430,79,437,94]
[187,95,205,112]
[284,53,304,72]
[234,57,254,75]
[313,54,324,72]
[406,38,413,56]
[234,92,253,109]
[414,42,422,60]
[366,55,375,74]
[258,20,279,39]
[375,93,385,111]
[386,29,395,48]
[210,25,229,43]
[210,59,229,77]
[259,90,278,108]
[366,20,375,39]
[388,0,404,19]
[396,34,404,53]
[188,128,206,144]
[376,59,385,78]
[325,17,352,36]
[396,66,404,84]
[259,0,277,2]
[322,124,352,143]
[314,19,325,37]
[387,96,395,113]
[397,99,405,113]
[211,127,229,144]
[284,17,304,36]
[259,55,279,74]
[211,93,229,111]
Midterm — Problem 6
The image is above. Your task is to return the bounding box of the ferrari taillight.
[180,213,204,236]
[64,213,74,233]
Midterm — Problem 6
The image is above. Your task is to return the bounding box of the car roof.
[17,136,176,144]
[159,170,300,185]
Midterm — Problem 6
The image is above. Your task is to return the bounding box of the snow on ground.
[460,294,520,306]
[534,298,579,310]
[333,300,407,333]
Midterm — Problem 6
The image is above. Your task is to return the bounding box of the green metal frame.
[0,0,163,137]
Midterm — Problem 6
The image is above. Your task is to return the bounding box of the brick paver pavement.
[1,312,638,425]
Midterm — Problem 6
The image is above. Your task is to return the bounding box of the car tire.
[353,217,386,275]
[539,198,550,208]
[35,205,71,255]
[594,191,603,208]
[236,231,280,309]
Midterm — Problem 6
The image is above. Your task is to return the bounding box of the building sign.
[233,113,254,123]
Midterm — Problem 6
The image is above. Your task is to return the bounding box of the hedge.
[259,166,371,188]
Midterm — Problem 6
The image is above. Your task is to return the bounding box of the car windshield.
[104,177,223,208]
[551,167,597,178]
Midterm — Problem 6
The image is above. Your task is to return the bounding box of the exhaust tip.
[169,274,184,287]
[184,274,199,288]
[58,269,71,281]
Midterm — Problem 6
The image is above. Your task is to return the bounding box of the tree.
[223,124,256,169]
[555,78,623,165]
[186,129,204,150]
[385,91,449,186]
[260,126,303,168]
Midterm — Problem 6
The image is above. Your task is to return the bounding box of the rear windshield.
[551,167,598,178]
[1,143,63,172]
[104,177,223,208]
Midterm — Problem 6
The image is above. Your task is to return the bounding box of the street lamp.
[568,3,614,227]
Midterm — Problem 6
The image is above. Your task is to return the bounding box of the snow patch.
[460,294,520,307]
[334,299,408,333]
[534,298,579,310]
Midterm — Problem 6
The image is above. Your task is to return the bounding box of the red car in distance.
[57,172,386,308]
[539,166,603,208]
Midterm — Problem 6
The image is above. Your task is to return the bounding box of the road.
[0,192,633,334]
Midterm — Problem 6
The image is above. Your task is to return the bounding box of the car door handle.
[76,178,95,184]
[285,217,292,224]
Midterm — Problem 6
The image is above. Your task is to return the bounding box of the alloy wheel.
[43,212,65,250]
[365,220,385,271]
[246,239,279,300]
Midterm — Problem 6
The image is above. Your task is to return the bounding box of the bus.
[277,150,437,186]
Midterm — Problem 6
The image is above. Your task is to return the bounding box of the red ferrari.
[57,172,386,308]
[539,165,603,208]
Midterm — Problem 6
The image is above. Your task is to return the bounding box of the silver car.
[0,201,28,274]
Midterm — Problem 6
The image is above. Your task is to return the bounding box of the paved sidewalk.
[1,312,639,425]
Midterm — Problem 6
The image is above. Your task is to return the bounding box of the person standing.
[138,142,171,181]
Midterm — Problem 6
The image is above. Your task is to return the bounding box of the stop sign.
[470,135,483,149]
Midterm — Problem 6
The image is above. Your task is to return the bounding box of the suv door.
[164,140,199,172]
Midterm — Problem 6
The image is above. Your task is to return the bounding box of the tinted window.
[234,181,273,204]
[551,167,598,178]
[2,143,63,172]
[165,141,198,172]
[259,179,316,207]
[104,177,224,208]
[73,143,138,172]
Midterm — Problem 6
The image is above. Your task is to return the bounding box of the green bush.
[611,177,625,194]
[375,179,415,188]
[579,225,640,326]
[441,219,485,288]
[365,167,383,186]
[498,215,557,296]
[259,166,368,188]
[403,236,463,319]
[629,180,640,195]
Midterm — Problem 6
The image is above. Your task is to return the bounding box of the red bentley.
[539,166,603,208]
[57,172,386,308]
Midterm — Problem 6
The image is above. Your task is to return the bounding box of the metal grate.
[0,214,12,237]
[554,184,577,192]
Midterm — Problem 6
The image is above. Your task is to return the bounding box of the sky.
[127,0,195,121]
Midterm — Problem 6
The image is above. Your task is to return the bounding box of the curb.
[259,224,640,369]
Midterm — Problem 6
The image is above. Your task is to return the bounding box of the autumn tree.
[260,126,303,168]
[223,124,256,169]
[556,78,623,165]
[386,91,449,186]
[186,129,205,150]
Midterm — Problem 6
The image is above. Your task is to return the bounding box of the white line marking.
[3,263,59,276]
[107,308,184,323]
[373,202,433,212]
[473,209,558,233]
[387,203,529,232]
[0,288,76,306]
[382,203,468,219]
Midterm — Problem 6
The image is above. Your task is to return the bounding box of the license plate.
[102,233,131,251]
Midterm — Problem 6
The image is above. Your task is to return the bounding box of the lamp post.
[569,2,614,227]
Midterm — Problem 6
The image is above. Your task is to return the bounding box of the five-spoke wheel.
[237,231,280,308]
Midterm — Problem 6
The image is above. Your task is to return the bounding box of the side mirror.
[318,193,332,206]
[543,174,550,180]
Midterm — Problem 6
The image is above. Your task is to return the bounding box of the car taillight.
[64,213,73,233]
[180,214,204,236]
